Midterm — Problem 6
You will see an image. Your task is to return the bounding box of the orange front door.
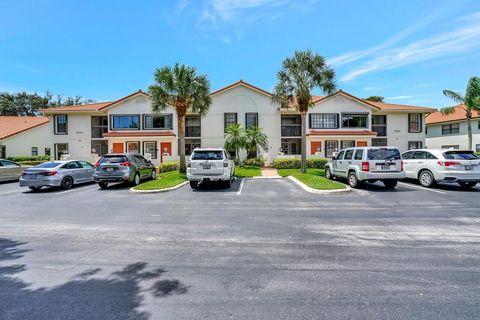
[310,141,322,155]
[357,141,368,147]
[160,142,172,163]
[113,142,124,153]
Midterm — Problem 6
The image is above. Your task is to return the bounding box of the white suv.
[325,147,405,188]
[402,149,480,188]
[187,148,235,189]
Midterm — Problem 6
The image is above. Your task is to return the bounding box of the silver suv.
[325,147,405,188]
[187,148,235,189]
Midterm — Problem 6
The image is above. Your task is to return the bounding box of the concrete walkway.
[261,166,281,178]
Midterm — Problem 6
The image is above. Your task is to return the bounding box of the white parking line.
[398,182,447,195]
[0,189,23,196]
[236,178,245,195]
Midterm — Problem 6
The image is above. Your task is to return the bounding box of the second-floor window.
[281,115,301,137]
[111,115,140,130]
[54,115,68,134]
[408,113,422,133]
[342,113,368,128]
[372,115,387,136]
[143,114,173,130]
[245,113,258,128]
[442,123,460,135]
[91,116,108,138]
[186,116,201,137]
[309,113,338,129]
[224,113,237,132]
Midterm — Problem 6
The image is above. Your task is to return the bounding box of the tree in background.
[149,63,211,173]
[245,125,268,158]
[364,96,384,102]
[272,50,336,173]
[224,123,247,164]
[442,76,480,150]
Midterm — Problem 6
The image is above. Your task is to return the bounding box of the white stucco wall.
[0,123,52,158]
[426,120,480,150]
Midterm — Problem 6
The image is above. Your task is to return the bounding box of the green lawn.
[277,168,347,190]
[235,166,262,178]
[133,171,187,191]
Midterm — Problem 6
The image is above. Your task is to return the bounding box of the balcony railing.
[281,125,301,137]
[186,126,201,137]
[372,125,386,137]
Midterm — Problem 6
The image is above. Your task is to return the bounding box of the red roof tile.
[426,104,479,125]
[0,116,50,140]
[103,131,176,137]
[41,101,112,113]
[307,130,377,136]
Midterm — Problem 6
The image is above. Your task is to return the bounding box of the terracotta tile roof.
[41,101,112,113]
[103,131,176,137]
[426,104,480,125]
[0,116,50,140]
[307,130,377,136]
[368,101,436,112]
[210,80,272,97]
[99,90,148,110]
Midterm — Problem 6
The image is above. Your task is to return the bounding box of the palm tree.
[245,125,268,158]
[442,77,480,150]
[272,50,336,173]
[224,123,247,164]
[149,63,211,173]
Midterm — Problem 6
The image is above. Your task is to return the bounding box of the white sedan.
[401,149,480,188]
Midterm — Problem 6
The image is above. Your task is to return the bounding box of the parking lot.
[1,178,479,319]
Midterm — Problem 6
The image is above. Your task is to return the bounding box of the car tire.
[383,180,398,189]
[224,178,232,188]
[458,181,477,189]
[190,181,198,189]
[61,176,74,190]
[150,170,157,180]
[348,171,360,188]
[28,186,41,192]
[418,170,436,188]
[132,173,141,186]
[325,167,333,180]
[98,182,108,189]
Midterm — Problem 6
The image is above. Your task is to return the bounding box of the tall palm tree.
[149,63,211,173]
[272,50,336,173]
[245,125,268,158]
[442,76,480,150]
[224,123,247,164]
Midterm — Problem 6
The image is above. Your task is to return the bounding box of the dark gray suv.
[93,153,156,188]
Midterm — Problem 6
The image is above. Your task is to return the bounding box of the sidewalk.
[261,166,281,178]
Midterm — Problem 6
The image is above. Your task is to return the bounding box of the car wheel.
[190,181,198,189]
[458,181,477,189]
[418,170,435,188]
[98,182,108,189]
[28,186,42,192]
[150,170,157,180]
[224,178,232,188]
[61,176,74,189]
[325,167,333,180]
[348,172,360,188]
[383,180,398,189]
[132,173,141,186]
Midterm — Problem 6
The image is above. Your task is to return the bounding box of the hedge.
[17,160,46,166]
[476,152,480,157]
[158,161,179,173]
[244,158,265,167]
[7,155,50,162]
[272,158,328,169]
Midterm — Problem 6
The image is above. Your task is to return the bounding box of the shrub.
[244,158,265,167]
[158,161,179,173]
[272,158,328,169]
[17,160,46,166]
[475,152,480,157]
[7,155,50,162]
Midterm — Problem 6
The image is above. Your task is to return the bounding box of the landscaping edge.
[129,181,189,193]
[287,176,352,194]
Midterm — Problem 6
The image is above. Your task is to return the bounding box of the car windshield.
[443,151,479,160]
[191,151,224,160]
[367,148,401,160]
[99,156,128,163]
[34,162,61,168]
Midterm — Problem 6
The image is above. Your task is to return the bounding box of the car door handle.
[348,161,352,164]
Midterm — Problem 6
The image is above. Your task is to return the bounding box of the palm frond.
[440,106,456,115]
[443,90,464,104]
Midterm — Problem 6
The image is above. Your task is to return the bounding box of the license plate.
[203,164,211,169]
[25,174,37,180]
[465,165,472,170]
[380,164,390,170]
[106,168,114,172]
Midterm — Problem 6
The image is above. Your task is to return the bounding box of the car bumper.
[435,171,480,183]
[358,171,405,181]
[19,177,61,187]
[93,171,134,183]
[187,172,231,182]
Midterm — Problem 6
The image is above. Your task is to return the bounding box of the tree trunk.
[467,114,473,150]
[300,112,307,173]
[178,112,186,173]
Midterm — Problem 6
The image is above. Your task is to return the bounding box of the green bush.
[272,158,328,169]
[244,158,265,167]
[475,152,480,157]
[158,161,179,173]
[7,155,50,162]
[17,160,46,166]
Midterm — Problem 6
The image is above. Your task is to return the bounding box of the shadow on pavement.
[0,238,189,320]
[191,178,241,193]
[22,181,97,194]
[401,178,480,193]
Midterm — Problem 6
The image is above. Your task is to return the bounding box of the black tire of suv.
[325,167,333,180]
[418,170,436,188]
[224,179,232,189]
[458,181,477,188]
[348,172,360,188]
[383,180,398,189]
[98,182,108,189]
[190,181,198,189]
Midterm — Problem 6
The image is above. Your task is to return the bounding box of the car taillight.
[437,161,461,167]
[41,171,57,176]
[95,162,101,167]
[187,161,191,168]
[119,161,131,167]
[223,160,229,167]
[361,162,369,172]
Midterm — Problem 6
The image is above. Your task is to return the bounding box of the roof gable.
[210,80,272,98]
[314,90,382,110]
[0,116,50,140]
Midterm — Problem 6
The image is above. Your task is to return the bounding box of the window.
[425,152,437,159]
[443,150,479,160]
[441,145,459,149]
[91,116,108,138]
[224,113,237,132]
[185,139,201,156]
[245,113,258,129]
[412,151,427,159]
[54,143,68,160]
[281,115,301,136]
[309,113,338,129]
[372,138,387,147]
[408,141,423,150]
[62,161,82,169]
[31,147,38,156]
[79,161,94,169]
[143,114,173,130]
[353,149,363,160]
[344,149,354,160]
[476,144,480,152]
[44,148,51,157]
[478,121,480,129]
[126,141,140,153]
[341,140,355,149]
[442,123,460,135]
[91,140,108,156]
[143,141,157,159]
[367,148,401,160]
[111,115,140,130]
[372,115,387,136]
[0,145,5,158]
[408,114,422,133]
[402,151,413,159]
[0,160,19,167]
[281,138,301,155]
[185,116,201,137]
[336,150,345,160]
[342,113,368,128]
[54,115,68,134]
[325,140,338,157]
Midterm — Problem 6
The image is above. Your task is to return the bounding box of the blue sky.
[1,0,479,108]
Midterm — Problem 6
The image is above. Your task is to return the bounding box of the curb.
[287,176,352,194]
[129,181,189,194]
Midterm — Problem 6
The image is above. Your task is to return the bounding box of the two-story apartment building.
[425,104,480,151]
[39,80,435,165]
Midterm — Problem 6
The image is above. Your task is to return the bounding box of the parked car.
[19,160,95,191]
[0,159,32,182]
[93,153,156,188]
[325,147,405,188]
[402,149,480,188]
[187,148,235,189]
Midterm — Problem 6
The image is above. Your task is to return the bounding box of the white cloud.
[387,95,415,100]
[208,0,291,22]
[363,86,382,91]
